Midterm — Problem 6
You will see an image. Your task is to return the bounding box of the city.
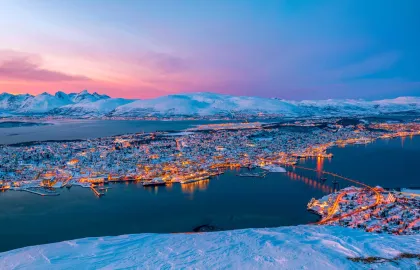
[1,120,419,194]
[1,118,419,237]
[308,186,420,235]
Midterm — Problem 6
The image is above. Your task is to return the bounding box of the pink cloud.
[0,50,90,82]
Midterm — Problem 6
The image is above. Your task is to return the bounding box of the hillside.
[0,225,418,269]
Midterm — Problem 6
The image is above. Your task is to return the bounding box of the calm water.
[0,169,323,252]
[299,135,420,188]
[0,125,419,252]
[0,119,237,145]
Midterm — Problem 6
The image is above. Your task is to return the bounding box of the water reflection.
[165,183,173,191]
[143,185,161,195]
[316,157,324,178]
[181,179,210,195]
[287,171,333,193]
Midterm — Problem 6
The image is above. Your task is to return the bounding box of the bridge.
[288,164,382,224]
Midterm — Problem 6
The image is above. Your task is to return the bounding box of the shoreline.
[307,186,420,235]
[0,120,418,250]
[0,138,418,252]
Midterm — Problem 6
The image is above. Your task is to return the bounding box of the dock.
[236,172,267,178]
[22,188,59,196]
[180,176,209,184]
[90,185,105,197]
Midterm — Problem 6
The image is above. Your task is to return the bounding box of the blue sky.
[0,0,419,99]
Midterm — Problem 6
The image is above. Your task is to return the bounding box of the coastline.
[0,120,53,128]
[0,119,419,252]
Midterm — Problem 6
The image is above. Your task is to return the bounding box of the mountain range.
[0,90,419,118]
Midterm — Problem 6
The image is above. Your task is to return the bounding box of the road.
[290,165,382,224]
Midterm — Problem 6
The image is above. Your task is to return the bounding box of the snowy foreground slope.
[1,226,419,269]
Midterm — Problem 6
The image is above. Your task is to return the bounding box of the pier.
[236,172,267,178]
[90,185,104,197]
[22,188,59,196]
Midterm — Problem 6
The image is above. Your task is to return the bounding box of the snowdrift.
[1,225,418,269]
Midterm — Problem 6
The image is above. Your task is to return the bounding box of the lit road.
[323,191,348,221]
[290,165,382,224]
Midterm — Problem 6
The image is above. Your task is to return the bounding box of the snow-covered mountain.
[0,90,113,114]
[16,92,74,113]
[106,92,420,117]
[0,93,33,111]
[50,98,135,117]
[0,225,418,269]
[70,90,110,103]
[295,97,420,116]
[0,91,419,117]
[112,92,301,117]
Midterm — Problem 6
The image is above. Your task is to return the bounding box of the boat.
[180,176,209,184]
[142,178,167,187]
[236,172,267,178]
[0,185,10,192]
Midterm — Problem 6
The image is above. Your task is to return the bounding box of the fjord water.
[0,119,235,145]
[0,123,419,252]
[299,135,420,188]
[0,170,323,252]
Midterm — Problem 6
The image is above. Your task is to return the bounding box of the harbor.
[21,187,59,196]
[0,135,419,252]
[1,120,419,198]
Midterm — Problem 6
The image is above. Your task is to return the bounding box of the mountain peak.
[55,91,67,96]
[0,91,418,117]
[78,90,90,95]
[70,90,110,103]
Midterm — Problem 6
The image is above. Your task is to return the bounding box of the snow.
[3,90,117,114]
[112,92,302,117]
[164,131,195,136]
[1,91,419,117]
[71,89,110,103]
[52,182,63,188]
[295,96,420,116]
[0,226,418,269]
[0,93,33,111]
[53,98,135,116]
[99,93,420,117]
[16,92,73,113]
[262,165,287,172]
[401,188,420,195]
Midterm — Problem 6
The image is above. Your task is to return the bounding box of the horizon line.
[1,89,419,102]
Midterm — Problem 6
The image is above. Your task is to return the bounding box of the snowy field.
[402,188,420,195]
[0,225,418,269]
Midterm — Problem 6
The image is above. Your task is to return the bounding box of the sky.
[0,0,419,100]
